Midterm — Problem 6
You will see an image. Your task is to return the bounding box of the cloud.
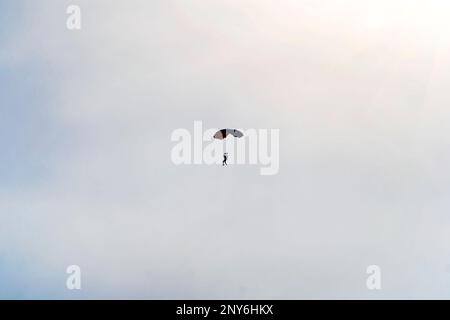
[1,0,450,298]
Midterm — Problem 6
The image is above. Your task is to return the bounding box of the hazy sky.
[2,0,450,299]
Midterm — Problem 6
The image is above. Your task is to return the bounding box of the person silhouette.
[222,153,228,166]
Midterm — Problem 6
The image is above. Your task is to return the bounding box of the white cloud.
[2,0,450,298]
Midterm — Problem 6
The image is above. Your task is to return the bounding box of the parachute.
[213,129,244,140]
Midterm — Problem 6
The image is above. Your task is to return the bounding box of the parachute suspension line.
[221,130,227,155]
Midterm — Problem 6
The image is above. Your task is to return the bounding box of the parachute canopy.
[213,129,244,140]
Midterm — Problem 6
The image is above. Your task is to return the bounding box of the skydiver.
[223,153,228,166]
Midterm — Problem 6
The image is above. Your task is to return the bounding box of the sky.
[1,0,450,299]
